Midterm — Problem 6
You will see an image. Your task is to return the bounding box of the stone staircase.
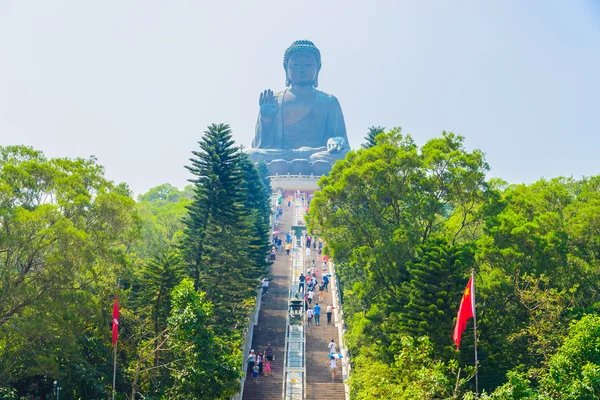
[304,258,346,400]
[242,192,346,400]
[242,199,292,400]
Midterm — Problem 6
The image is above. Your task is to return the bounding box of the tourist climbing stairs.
[241,193,292,400]
[241,190,347,400]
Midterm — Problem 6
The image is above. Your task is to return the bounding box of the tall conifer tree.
[182,124,266,330]
[362,125,386,148]
[182,123,243,286]
[400,237,473,353]
[240,154,271,274]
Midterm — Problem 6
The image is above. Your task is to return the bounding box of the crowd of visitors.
[247,342,274,380]
[247,191,343,386]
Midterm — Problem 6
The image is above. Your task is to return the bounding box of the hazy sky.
[1,1,599,195]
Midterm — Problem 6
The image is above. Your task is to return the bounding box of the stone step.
[242,206,293,400]
[305,383,346,400]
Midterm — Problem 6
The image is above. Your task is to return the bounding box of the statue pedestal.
[265,158,333,176]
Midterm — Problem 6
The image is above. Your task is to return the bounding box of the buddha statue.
[247,40,350,174]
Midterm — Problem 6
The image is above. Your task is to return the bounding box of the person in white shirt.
[262,277,269,294]
[307,290,314,304]
[328,339,336,354]
[329,355,338,382]
[306,307,314,325]
[326,304,334,325]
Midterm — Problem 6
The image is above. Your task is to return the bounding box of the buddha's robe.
[249,89,350,162]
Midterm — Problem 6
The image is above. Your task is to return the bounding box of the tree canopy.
[0,128,271,399]
[308,129,600,399]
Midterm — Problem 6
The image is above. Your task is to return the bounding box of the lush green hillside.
[308,128,600,399]
[0,124,272,399]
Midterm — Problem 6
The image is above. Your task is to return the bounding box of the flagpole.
[472,268,479,396]
[112,279,119,400]
[112,341,117,400]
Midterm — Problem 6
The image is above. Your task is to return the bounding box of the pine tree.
[135,250,184,395]
[240,154,271,275]
[182,123,265,330]
[182,123,245,287]
[400,237,473,354]
[362,125,386,148]
[256,159,272,198]
[139,250,185,338]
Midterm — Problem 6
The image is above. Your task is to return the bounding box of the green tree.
[182,124,265,331]
[240,153,271,275]
[256,159,272,197]
[0,145,139,397]
[473,177,600,389]
[538,314,600,399]
[400,238,474,355]
[182,123,245,287]
[362,125,386,148]
[166,278,240,399]
[138,251,184,339]
[308,129,490,394]
[138,183,181,202]
[349,336,471,399]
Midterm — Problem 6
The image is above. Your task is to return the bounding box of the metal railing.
[282,193,307,400]
[330,260,351,400]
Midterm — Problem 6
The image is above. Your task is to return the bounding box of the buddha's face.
[286,53,318,87]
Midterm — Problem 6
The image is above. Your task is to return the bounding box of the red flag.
[453,275,475,349]
[112,296,119,346]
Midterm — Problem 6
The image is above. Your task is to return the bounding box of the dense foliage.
[0,125,271,399]
[308,128,600,399]
[3,123,599,399]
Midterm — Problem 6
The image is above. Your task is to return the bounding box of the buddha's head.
[283,40,322,87]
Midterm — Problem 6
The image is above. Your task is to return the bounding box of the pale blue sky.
[1,1,599,195]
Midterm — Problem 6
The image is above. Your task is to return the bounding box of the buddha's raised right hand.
[259,89,278,120]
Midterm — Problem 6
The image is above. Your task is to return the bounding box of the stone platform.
[269,175,321,192]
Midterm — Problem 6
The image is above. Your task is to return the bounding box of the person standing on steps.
[313,303,321,326]
[252,363,260,380]
[329,354,338,382]
[299,273,305,292]
[318,281,325,302]
[262,277,269,294]
[257,352,264,376]
[326,303,334,325]
[328,339,336,354]
[265,342,274,364]
[247,349,256,375]
[286,242,291,256]
[307,307,314,326]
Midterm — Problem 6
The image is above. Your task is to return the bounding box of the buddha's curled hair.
[283,40,322,87]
